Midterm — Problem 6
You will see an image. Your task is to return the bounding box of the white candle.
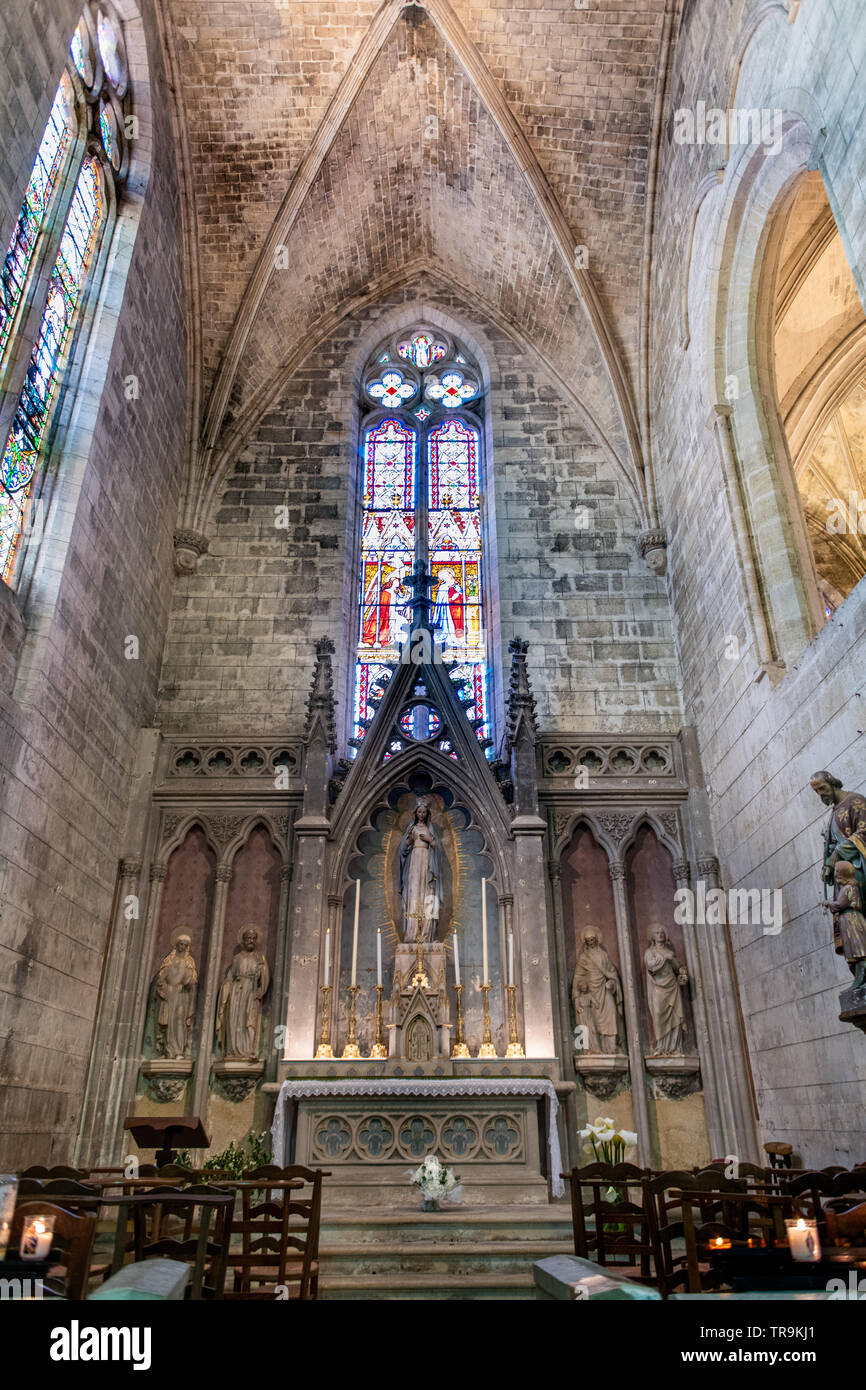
[324,928,330,987]
[508,933,514,987]
[20,1217,53,1261]
[786,1218,820,1262]
[453,931,460,986]
[482,878,488,986]
[377,928,382,987]
[351,879,360,987]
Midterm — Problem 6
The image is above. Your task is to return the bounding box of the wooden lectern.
[123,1116,210,1169]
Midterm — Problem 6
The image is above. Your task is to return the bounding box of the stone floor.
[317,1205,573,1300]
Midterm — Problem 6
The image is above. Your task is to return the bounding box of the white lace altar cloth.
[271,1077,565,1197]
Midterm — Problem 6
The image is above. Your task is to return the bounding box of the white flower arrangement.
[579,1116,638,1166]
[409,1154,461,1206]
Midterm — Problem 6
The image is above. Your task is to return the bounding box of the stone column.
[680,724,761,1161]
[283,818,330,1058]
[710,403,783,683]
[192,862,233,1121]
[609,861,653,1168]
[269,862,294,1079]
[547,860,576,1066]
[76,856,143,1167]
[694,853,761,1161]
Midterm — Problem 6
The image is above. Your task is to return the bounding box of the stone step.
[319,1239,573,1276]
[320,1271,536,1301]
[319,1206,573,1248]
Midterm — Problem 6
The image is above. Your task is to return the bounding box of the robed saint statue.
[399,799,441,942]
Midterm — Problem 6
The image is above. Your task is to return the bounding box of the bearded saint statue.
[399,799,441,943]
[572,927,623,1054]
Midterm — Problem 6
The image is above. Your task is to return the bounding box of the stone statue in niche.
[644,925,688,1055]
[825,862,866,989]
[216,926,270,1060]
[572,927,623,1054]
[155,929,198,1059]
[399,798,441,942]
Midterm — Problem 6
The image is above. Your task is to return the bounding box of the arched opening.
[772,170,866,616]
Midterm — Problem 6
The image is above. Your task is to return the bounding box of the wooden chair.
[564,1169,655,1284]
[226,1166,327,1300]
[826,1200,866,1246]
[11,1201,96,1300]
[131,1186,234,1298]
[676,1188,794,1293]
[20,1165,89,1180]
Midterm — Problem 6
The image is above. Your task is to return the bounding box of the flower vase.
[422,1197,440,1212]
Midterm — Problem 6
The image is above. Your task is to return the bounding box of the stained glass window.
[1,160,103,582]
[397,332,447,369]
[353,331,489,749]
[0,82,72,357]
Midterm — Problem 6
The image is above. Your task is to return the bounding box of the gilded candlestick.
[451,983,469,1058]
[369,984,387,1059]
[315,984,334,1059]
[505,983,525,1057]
[478,982,497,1058]
[341,984,362,1059]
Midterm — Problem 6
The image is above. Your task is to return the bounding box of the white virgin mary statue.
[399,799,441,942]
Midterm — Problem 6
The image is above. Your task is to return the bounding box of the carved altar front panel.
[293,1095,548,1206]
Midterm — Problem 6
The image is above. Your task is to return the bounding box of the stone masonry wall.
[0,0,188,1167]
[651,0,866,1164]
[156,284,681,750]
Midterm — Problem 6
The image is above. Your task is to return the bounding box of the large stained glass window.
[0,80,73,358]
[0,2,133,587]
[353,328,489,751]
[1,160,103,581]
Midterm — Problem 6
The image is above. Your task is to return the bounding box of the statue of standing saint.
[644,925,689,1055]
[399,799,441,942]
[811,770,866,907]
[216,926,270,1060]
[155,930,197,1059]
[572,927,623,1054]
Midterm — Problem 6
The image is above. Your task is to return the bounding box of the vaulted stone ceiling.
[160,0,672,527]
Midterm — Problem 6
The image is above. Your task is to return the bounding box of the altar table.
[271,1078,565,1204]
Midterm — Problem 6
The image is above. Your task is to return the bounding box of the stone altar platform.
[268,1075,567,1208]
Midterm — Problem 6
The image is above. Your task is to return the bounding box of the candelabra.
[369,984,387,1059]
[505,984,525,1057]
[341,984,362,1059]
[315,984,334,1059]
[451,983,470,1058]
[478,983,497,1057]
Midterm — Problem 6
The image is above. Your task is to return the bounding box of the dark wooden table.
[711,1244,866,1291]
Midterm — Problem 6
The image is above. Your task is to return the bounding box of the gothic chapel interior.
[2,0,866,1302]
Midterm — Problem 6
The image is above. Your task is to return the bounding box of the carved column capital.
[697,855,720,881]
[173,528,209,576]
[609,862,626,882]
[215,864,233,884]
[673,859,691,887]
[280,865,294,884]
[149,863,167,883]
[637,527,668,577]
[120,858,142,880]
[548,862,562,883]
